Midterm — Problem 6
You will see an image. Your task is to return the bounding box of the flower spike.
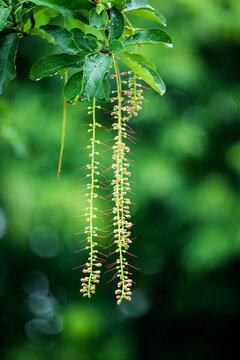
[109,54,138,305]
[79,99,104,298]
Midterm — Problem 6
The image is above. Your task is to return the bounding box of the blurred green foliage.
[0,0,240,359]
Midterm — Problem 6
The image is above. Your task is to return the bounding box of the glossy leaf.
[26,6,58,30]
[95,76,110,102]
[30,28,54,45]
[39,25,80,54]
[109,7,124,42]
[127,9,167,26]
[18,2,35,26]
[0,5,12,31]
[120,58,166,95]
[0,33,19,94]
[123,29,173,48]
[71,28,98,52]
[96,3,105,14]
[82,52,112,101]
[89,7,108,30]
[117,51,156,69]
[108,39,125,52]
[123,0,151,12]
[30,53,84,80]
[25,0,93,19]
[74,8,90,23]
[110,0,126,10]
[69,17,106,41]
[63,71,83,101]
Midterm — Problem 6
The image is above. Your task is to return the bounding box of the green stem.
[123,13,133,32]
[57,16,68,179]
[57,71,68,179]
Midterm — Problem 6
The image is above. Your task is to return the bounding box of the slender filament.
[57,71,68,179]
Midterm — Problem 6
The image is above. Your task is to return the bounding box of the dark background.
[1,0,240,359]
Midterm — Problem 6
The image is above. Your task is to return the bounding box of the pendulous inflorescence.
[77,99,106,298]
[106,54,143,305]
[0,0,172,306]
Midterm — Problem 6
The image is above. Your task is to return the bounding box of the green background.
[1,0,240,359]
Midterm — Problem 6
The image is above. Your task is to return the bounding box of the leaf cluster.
[0,0,172,99]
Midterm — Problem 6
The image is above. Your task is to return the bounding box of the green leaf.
[123,0,151,12]
[126,9,167,26]
[71,28,98,52]
[38,25,80,54]
[0,33,19,94]
[0,6,12,31]
[108,39,125,52]
[123,29,173,48]
[70,19,105,41]
[25,0,93,19]
[110,0,126,10]
[95,76,110,102]
[117,51,156,69]
[18,2,35,26]
[71,11,89,24]
[30,28,54,44]
[123,0,166,27]
[96,3,105,14]
[120,58,166,95]
[109,7,124,42]
[63,71,83,101]
[89,7,108,30]
[25,6,58,30]
[82,52,112,101]
[30,53,84,80]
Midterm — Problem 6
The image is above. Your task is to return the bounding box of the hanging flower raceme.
[105,54,140,305]
[75,100,107,298]
[22,0,172,305]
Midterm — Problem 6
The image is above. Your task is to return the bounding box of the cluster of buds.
[79,219,103,298]
[123,71,144,121]
[80,260,102,298]
[110,72,144,122]
[115,279,133,305]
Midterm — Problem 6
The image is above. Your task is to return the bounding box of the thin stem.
[57,71,68,179]
[123,14,133,32]
[57,16,68,179]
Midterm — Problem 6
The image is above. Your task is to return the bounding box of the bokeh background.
[1,0,240,359]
